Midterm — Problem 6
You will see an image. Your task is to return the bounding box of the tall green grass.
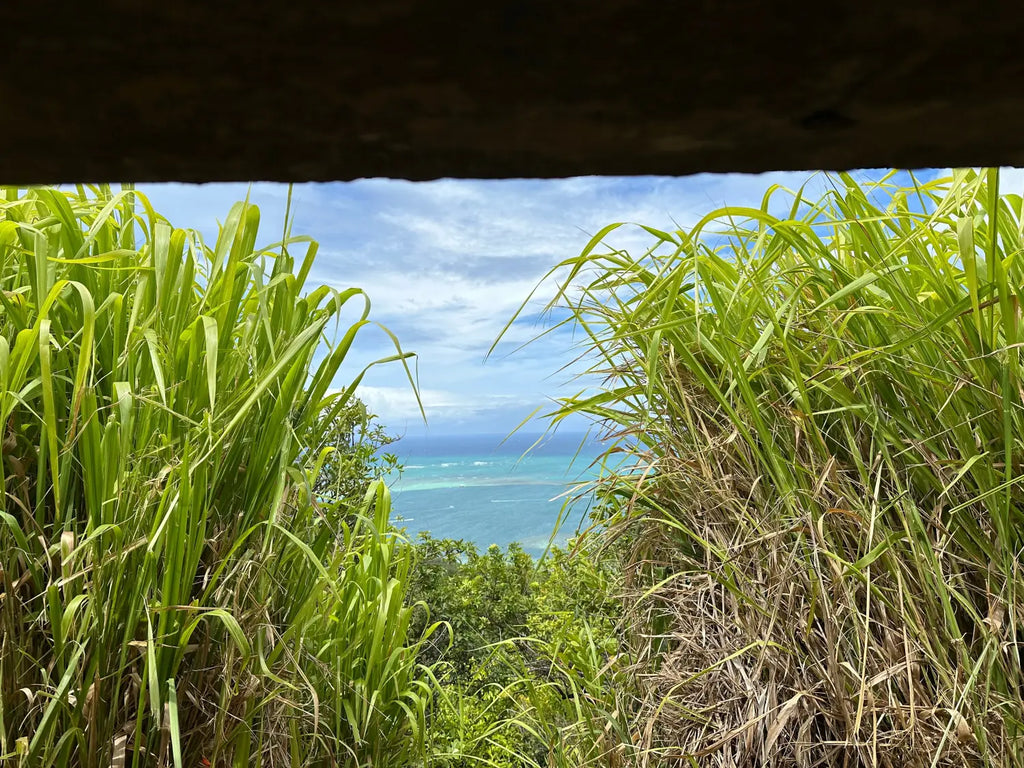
[530,169,1024,766]
[0,185,431,767]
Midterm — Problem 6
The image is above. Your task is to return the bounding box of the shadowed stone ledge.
[5,1,1024,182]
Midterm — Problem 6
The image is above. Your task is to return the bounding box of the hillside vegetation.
[5,170,1024,767]
[0,186,430,766]
[534,169,1024,766]
[0,185,625,768]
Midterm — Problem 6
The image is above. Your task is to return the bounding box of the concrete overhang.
[5,2,1023,182]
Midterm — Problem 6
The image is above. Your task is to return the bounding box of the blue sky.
[138,168,1005,436]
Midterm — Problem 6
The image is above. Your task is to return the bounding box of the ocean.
[386,432,605,555]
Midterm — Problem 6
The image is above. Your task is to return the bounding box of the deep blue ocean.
[386,432,604,555]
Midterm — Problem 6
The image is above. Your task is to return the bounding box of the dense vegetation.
[528,169,1024,766]
[0,186,429,766]
[408,536,626,767]
[0,185,627,768]
[5,170,1024,767]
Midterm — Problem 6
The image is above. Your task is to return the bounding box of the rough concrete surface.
[4,1,1024,182]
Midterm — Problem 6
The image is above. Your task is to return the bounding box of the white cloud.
[139,170,915,435]
[1000,167,1024,195]
[357,385,542,432]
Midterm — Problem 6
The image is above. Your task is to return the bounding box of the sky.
[137,168,1003,437]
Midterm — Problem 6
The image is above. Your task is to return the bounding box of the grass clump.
[0,185,430,767]
[531,169,1024,766]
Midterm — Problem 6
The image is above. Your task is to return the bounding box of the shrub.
[407,536,535,679]
[409,535,631,767]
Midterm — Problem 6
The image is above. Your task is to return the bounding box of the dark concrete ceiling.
[6,2,1024,183]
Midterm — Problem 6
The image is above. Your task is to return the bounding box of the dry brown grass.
[529,170,1024,766]
[621,445,990,767]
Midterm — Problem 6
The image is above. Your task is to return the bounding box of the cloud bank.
[139,169,955,435]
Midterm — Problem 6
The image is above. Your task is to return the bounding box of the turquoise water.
[387,432,603,555]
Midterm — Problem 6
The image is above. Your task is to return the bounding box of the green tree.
[408,536,535,679]
[311,394,401,503]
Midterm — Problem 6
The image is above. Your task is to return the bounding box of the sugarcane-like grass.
[532,169,1024,766]
[0,186,431,767]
